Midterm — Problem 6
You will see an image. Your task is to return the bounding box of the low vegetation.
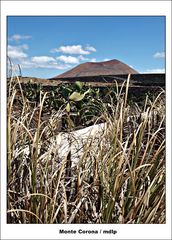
[7,73,165,224]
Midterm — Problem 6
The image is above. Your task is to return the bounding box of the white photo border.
[1,1,171,240]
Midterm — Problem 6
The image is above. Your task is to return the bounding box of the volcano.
[54,59,138,78]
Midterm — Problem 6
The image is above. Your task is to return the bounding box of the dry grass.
[7,74,165,224]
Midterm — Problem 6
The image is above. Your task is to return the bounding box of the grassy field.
[7,74,165,224]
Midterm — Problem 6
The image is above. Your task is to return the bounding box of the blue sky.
[7,16,165,78]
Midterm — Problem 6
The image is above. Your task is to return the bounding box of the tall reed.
[7,75,165,224]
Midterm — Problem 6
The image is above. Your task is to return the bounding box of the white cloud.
[51,44,96,55]
[78,55,87,61]
[153,52,165,59]
[9,34,32,42]
[7,41,97,72]
[19,54,97,70]
[85,45,96,52]
[30,56,70,69]
[78,55,96,62]
[142,68,165,73]
[31,56,56,64]
[8,45,28,59]
[51,45,89,55]
[90,58,97,62]
[7,45,73,70]
[103,58,110,62]
[21,60,70,70]
[21,44,29,50]
[56,55,79,64]
[18,60,35,69]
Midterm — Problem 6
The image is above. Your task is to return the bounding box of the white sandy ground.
[14,122,108,167]
[44,122,108,166]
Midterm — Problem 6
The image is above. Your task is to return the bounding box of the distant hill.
[53,59,139,78]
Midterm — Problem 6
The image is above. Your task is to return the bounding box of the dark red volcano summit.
[54,59,138,78]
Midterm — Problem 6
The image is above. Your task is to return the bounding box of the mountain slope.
[54,59,138,78]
